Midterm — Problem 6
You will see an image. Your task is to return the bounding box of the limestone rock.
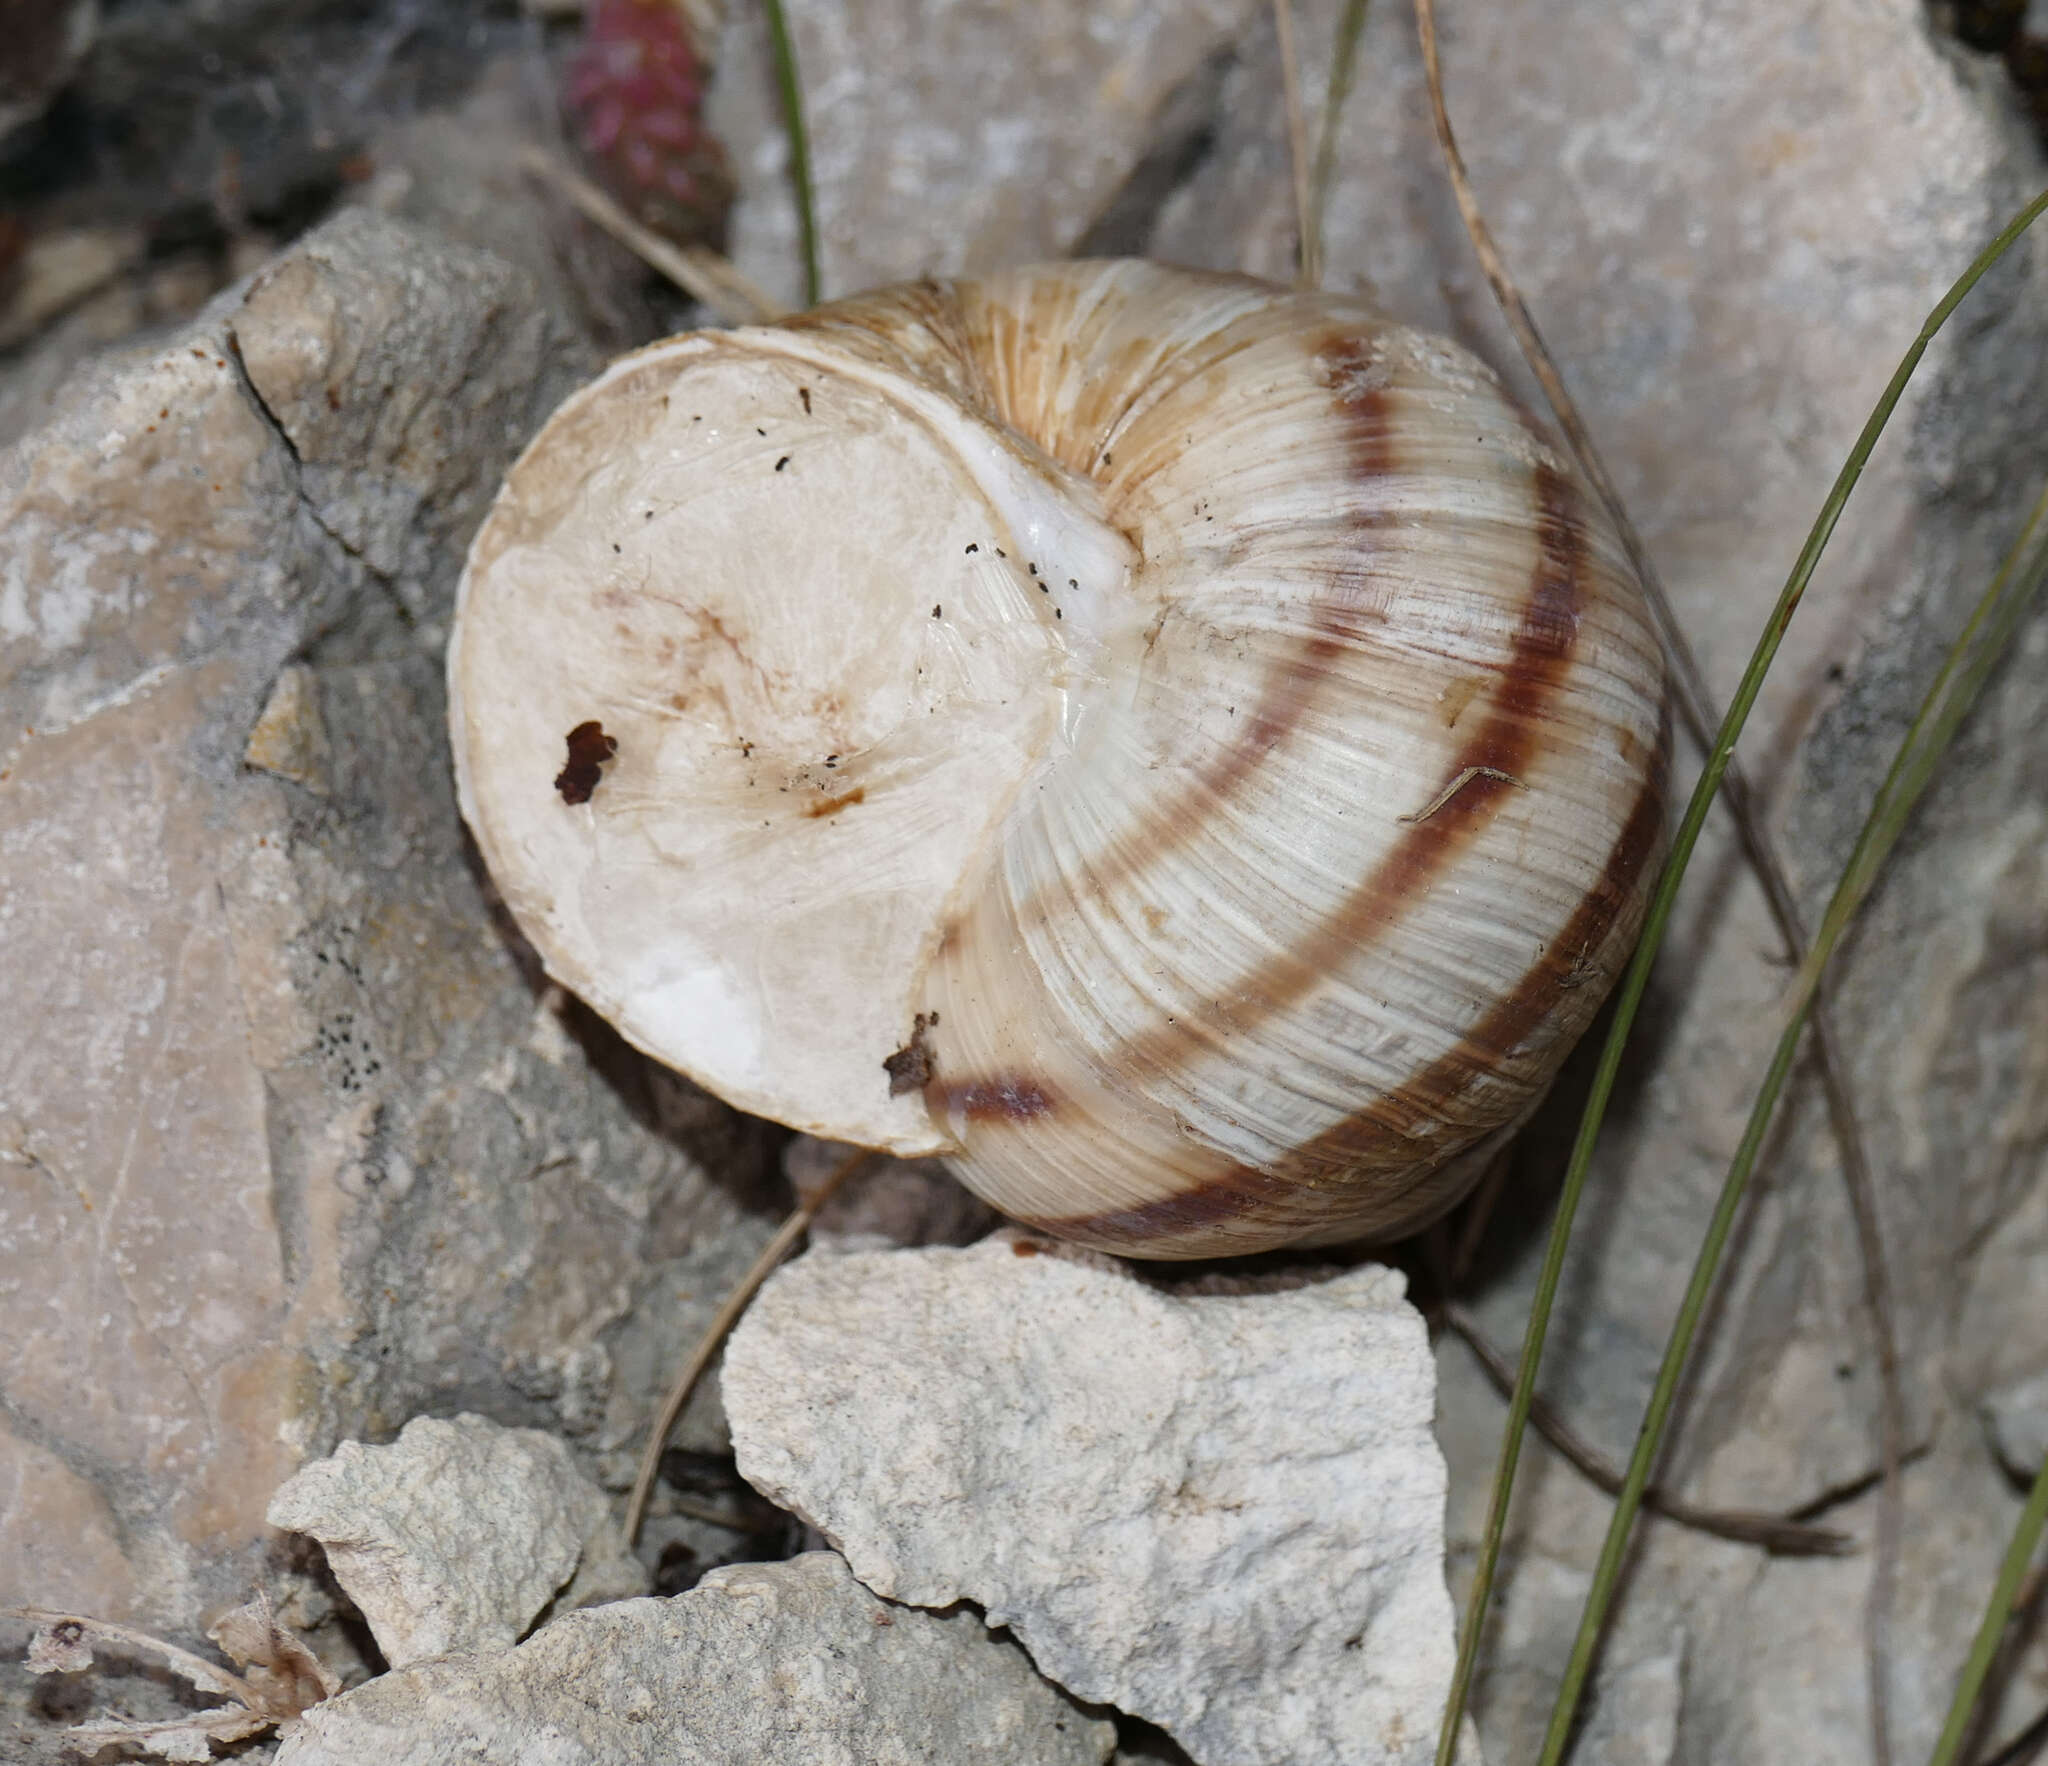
[706,0,1259,307]
[0,205,780,1639]
[244,664,333,795]
[267,1412,647,1668]
[724,1238,1465,1766]
[274,1551,1116,1766]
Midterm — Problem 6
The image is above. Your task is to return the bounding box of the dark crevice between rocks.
[1931,0,2048,140]
[650,1448,808,1595]
[1069,47,1235,260]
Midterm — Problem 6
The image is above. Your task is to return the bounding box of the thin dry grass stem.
[1443,1306,1855,1557]
[673,0,727,61]
[624,1148,873,1545]
[517,147,787,325]
[1271,0,1316,288]
[1410,4,1905,1756]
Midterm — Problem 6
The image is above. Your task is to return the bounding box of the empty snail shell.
[449,260,1669,1259]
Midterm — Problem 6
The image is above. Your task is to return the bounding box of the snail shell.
[449,261,1669,1259]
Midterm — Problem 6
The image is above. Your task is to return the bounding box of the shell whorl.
[450,261,1668,1258]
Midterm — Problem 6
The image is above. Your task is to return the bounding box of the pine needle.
[624,1148,871,1544]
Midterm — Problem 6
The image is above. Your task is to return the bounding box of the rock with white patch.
[0,205,780,1641]
[724,1237,1468,1766]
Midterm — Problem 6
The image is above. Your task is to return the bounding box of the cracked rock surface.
[274,1551,1116,1766]
[266,1412,646,1668]
[0,206,781,1636]
[724,1239,1469,1766]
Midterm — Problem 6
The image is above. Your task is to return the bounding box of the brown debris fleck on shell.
[553,719,618,805]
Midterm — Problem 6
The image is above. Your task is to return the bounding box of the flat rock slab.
[724,1238,1465,1766]
[0,205,777,1637]
[267,1412,646,1668]
[275,1551,1115,1766]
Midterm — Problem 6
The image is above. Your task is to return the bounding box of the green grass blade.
[1304,0,1371,287]
[1927,1449,2048,1766]
[1438,181,2048,1766]
[760,0,821,307]
[1530,202,2048,1762]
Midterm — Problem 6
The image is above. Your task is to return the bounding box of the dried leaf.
[8,1597,337,1760]
[7,1608,252,1702]
[208,1590,340,1716]
[70,1706,273,1763]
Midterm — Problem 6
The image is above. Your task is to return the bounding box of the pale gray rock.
[1573,1644,1683,1766]
[352,57,675,357]
[1983,1370,2048,1482]
[724,1238,1466,1766]
[0,205,780,1640]
[267,1412,647,1668]
[274,1552,1116,1766]
[705,0,1259,307]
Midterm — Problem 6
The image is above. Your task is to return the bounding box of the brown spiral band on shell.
[1030,716,1670,1249]
[922,298,1664,1251]
[450,261,1670,1260]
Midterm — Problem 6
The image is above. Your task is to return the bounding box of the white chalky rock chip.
[267,1412,647,1668]
[724,1237,1464,1766]
[274,1551,1115,1765]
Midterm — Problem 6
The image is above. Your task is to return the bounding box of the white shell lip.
[450,262,1670,1254]
[449,317,1138,1157]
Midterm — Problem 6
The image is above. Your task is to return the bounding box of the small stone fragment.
[266,1413,647,1669]
[243,664,332,795]
[724,1238,1467,1766]
[274,1552,1115,1766]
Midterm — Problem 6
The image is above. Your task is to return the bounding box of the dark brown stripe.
[1106,454,1587,1097]
[1031,452,1638,1246]
[1035,720,1668,1246]
[1008,338,1402,928]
